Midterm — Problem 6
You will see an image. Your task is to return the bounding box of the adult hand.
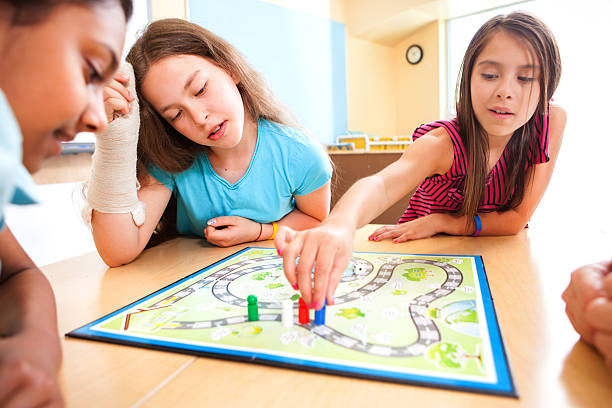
[562,259,610,345]
[368,213,444,243]
[0,331,63,407]
[274,221,354,309]
[585,272,612,369]
[204,216,261,247]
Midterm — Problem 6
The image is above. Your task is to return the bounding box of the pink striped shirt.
[398,115,550,224]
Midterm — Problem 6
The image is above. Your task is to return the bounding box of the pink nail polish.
[292,283,298,290]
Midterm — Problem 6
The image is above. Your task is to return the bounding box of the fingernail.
[374,237,380,241]
[393,239,398,243]
[278,248,283,256]
[308,303,315,309]
[207,219,216,225]
[292,283,298,290]
[368,235,373,240]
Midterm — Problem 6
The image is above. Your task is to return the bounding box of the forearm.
[438,209,527,236]
[258,208,322,241]
[0,268,61,370]
[91,211,150,267]
[325,175,390,232]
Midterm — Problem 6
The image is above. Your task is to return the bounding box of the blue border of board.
[66,248,516,397]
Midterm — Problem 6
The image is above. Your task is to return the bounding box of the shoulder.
[258,119,310,144]
[411,124,455,155]
[402,123,455,175]
[258,119,328,158]
[547,104,567,154]
[548,104,567,130]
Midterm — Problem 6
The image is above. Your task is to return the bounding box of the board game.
[67,248,516,397]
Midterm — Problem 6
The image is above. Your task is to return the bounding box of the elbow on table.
[503,218,530,236]
[95,244,141,268]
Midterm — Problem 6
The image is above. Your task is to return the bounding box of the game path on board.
[68,247,515,397]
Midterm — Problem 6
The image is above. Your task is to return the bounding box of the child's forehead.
[477,30,539,67]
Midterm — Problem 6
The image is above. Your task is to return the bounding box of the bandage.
[82,62,145,226]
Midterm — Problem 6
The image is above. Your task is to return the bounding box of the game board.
[67,248,516,397]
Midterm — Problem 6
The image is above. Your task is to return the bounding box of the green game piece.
[247,295,259,321]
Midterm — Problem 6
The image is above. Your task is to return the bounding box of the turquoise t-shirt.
[148,119,332,237]
[0,89,39,231]
[0,89,39,274]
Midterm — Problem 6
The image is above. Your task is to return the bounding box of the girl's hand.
[0,330,63,407]
[274,222,354,310]
[562,260,610,345]
[103,70,134,123]
[368,213,445,243]
[204,216,261,247]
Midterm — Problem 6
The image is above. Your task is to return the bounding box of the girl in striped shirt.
[276,11,566,310]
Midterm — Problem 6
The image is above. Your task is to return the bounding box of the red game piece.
[298,297,309,324]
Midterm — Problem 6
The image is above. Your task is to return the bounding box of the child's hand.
[103,69,135,123]
[204,216,261,247]
[274,222,354,310]
[368,213,444,243]
[0,331,63,407]
[562,260,611,345]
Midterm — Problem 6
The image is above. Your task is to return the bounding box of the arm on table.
[0,226,63,406]
[91,172,172,267]
[205,181,332,247]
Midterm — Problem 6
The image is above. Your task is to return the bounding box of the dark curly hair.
[2,0,133,25]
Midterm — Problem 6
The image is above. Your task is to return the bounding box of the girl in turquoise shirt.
[86,19,332,267]
[0,0,132,404]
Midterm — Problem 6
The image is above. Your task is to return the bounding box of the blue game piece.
[314,300,326,325]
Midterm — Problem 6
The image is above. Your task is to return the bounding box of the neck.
[487,132,513,153]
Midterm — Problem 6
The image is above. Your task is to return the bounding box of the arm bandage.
[82,62,145,226]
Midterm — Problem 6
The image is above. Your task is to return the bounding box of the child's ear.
[231,73,240,85]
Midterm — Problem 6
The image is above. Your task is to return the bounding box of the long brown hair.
[455,11,561,219]
[126,18,296,245]
[127,18,295,178]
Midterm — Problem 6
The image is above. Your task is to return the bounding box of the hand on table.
[274,222,354,310]
[204,216,261,247]
[0,330,63,407]
[368,214,443,243]
[562,259,612,368]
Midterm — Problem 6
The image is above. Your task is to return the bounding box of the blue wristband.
[472,214,482,237]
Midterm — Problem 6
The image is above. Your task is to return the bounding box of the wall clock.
[406,44,423,65]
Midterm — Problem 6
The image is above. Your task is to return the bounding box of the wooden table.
[43,225,612,407]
